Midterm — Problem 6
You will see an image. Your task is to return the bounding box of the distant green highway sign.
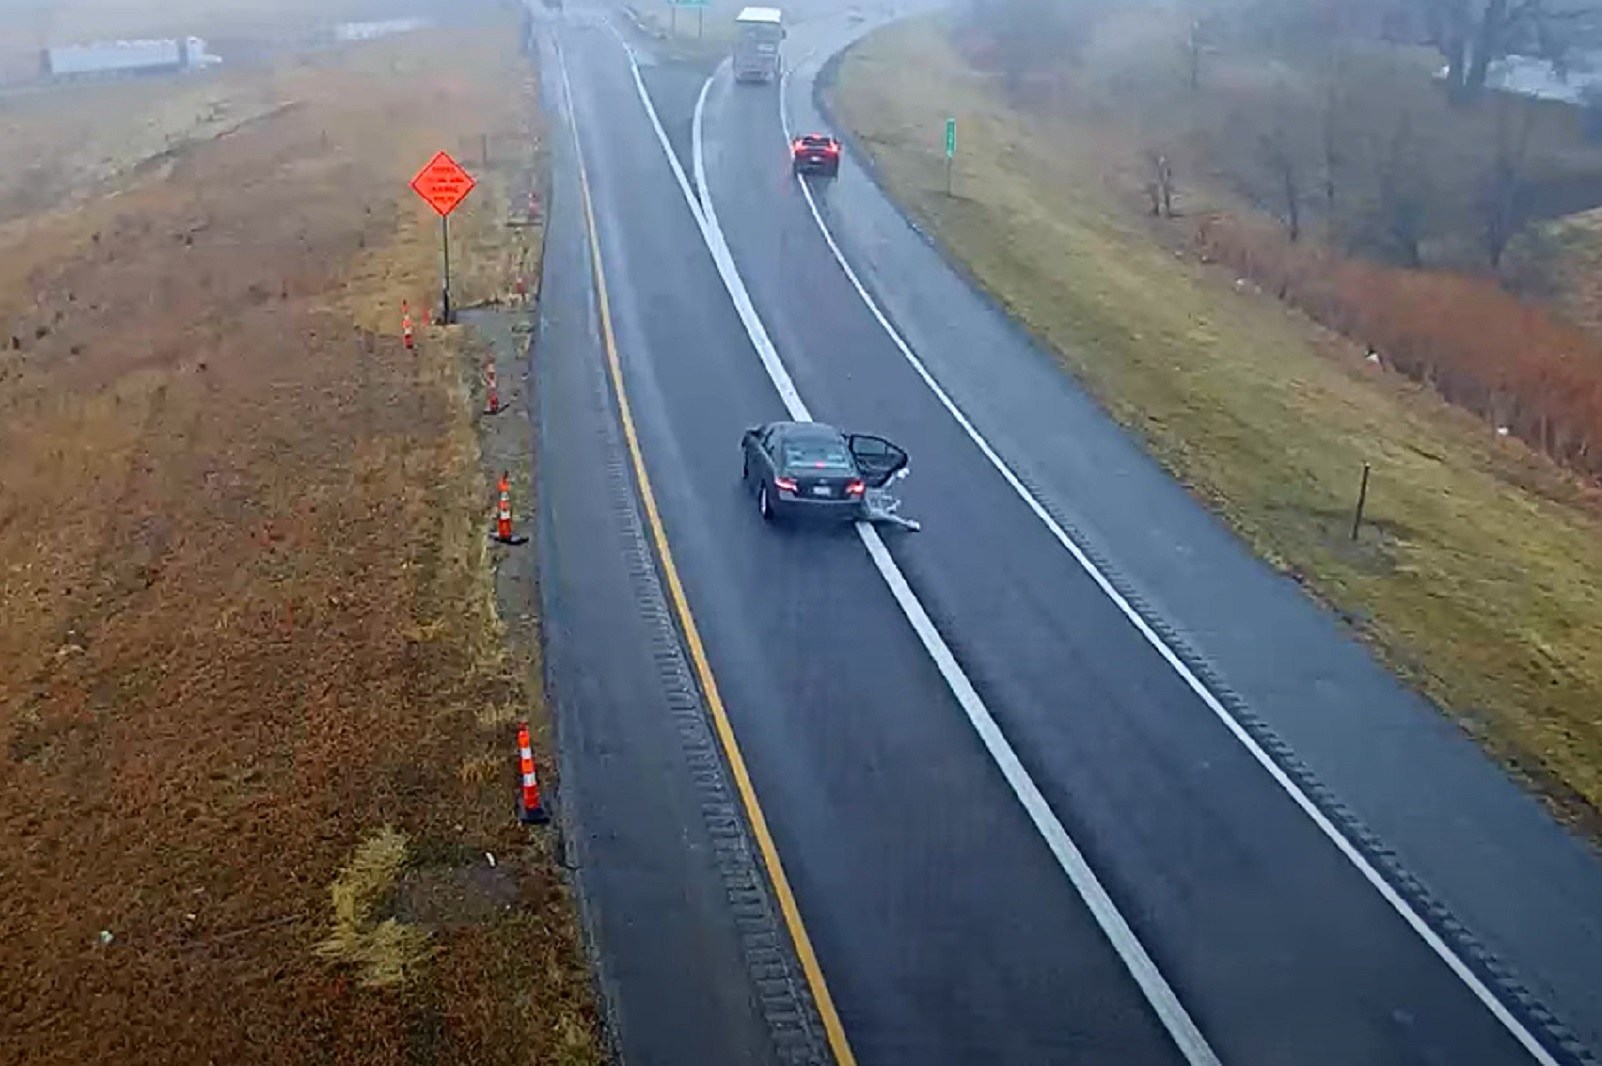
[668,0,709,8]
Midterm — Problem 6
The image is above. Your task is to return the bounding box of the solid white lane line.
[669,37,1217,1066]
[854,526,1220,1065]
[775,40,1559,1066]
[607,21,811,417]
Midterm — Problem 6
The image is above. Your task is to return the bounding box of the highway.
[534,5,1602,1064]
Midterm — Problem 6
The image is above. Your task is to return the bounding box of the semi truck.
[40,37,220,80]
[733,7,784,84]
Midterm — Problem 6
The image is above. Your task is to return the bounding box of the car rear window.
[783,440,853,471]
[801,136,832,147]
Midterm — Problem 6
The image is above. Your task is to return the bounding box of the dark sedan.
[741,421,907,523]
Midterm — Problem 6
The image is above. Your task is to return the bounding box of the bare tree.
[1186,18,1206,90]
[1420,0,1602,105]
[1320,46,1350,240]
[1146,152,1177,218]
[1481,92,1539,266]
[1377,111,1430,265]
[1581,81,1602,139]
[967,0,1112,99]
[1211,0,1407,53]
[1261,128,1304,241]
[17,0,53,51]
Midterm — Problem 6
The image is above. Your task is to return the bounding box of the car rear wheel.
[758,482,775,522]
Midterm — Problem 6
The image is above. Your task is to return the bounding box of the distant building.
[1435,52,1602,106]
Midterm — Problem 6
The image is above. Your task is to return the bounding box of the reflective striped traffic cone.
[484,360,501,415]
[516,721,549,824]
[491,472,527,545]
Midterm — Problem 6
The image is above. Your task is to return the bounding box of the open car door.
[847,434,908,489]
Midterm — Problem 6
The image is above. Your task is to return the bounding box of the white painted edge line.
[665,35,1214,1066]
[606,24,811,419]
[773,40,1560,1066]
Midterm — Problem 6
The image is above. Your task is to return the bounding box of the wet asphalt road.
[535,5,1602,1064]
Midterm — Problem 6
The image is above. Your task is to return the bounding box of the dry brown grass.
[317,828,435,989]
[834,18,1602,827]
[0,73,290,223]
[0,14,600,1065]
[1190,212,1602,475]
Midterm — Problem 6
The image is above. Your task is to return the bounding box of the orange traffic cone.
[402,300,414,351]
[484,360,501,415]
[491,472,526,545]
[515,721,548,824]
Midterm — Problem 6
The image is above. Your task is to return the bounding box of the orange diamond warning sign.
[410,151,476,216]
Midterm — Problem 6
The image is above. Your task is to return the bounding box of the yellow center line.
[569,80,859,1066]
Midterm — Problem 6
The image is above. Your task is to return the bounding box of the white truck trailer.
[333,19,431,43]
[733,7,784,84]
[41,38,220,80]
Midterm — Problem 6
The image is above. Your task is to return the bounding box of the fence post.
[1350,462,1371,541]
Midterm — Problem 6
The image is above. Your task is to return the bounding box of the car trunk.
[786,471,853,500]
[795,141,836,166]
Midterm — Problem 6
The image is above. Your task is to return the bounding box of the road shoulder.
[531,24,830,1064]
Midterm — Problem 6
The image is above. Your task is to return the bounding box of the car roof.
[798,133,835,142]
[772,420,845,441]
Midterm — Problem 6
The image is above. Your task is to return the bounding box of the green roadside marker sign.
[945,117,956,158]
[669,0,709,7]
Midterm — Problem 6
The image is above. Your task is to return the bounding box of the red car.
[791,133,841,177]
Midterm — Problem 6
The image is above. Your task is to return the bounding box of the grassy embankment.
[0,15,603,1064]
[831,18,1602,829]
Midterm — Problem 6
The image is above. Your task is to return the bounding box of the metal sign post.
[409,150,477,325]
[944,117,956,196]
[441,215,452,325]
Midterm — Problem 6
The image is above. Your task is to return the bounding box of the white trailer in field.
[333,19,431,43]
[41,37,220,80]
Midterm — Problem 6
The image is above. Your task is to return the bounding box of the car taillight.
[775,477,798,493]
[827,144,840,155]
[846,479,864,496]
